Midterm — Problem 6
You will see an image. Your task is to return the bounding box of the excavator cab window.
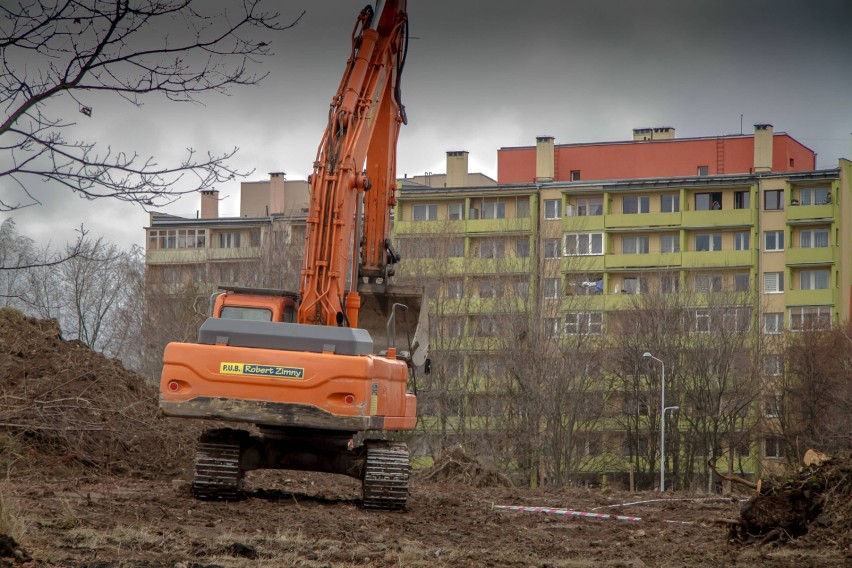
[220,306,273,322]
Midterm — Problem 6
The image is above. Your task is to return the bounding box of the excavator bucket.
[357,283,428,367]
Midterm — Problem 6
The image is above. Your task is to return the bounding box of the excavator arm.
[298,1,408,329]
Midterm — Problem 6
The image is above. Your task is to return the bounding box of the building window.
[799,187,831,206]
[723,307,752,332]
[661,274,679,294]
[764,190,784,211]
[693,309,712,332]
[544,238,561,259]
[516,280,530,298]
[543,278,561,299]
[734,190,750,209]
[763,395,782,418]
[621,276,644,295]
[475,317,499,337]
[622,235,650,254]
[564,233,604,256]
[694,273,722,293]
[764,272,784,294]
[764,230,784,251]
[544,318,561,338]
[566,275,603,295]
[799,269,830,290]
[764,438,785,459]
[799,229,829,248]
[697,165,709,176]
[660,234,679,253]
[516,196,530,218]
[695,233,722,252]
[623,195,650,214]
[446,278,464,299]
[447,203,464,220]
[448,238,464,258]
[544,199,562,220]
[734,231,750,251]
[150,229,207,250]
[570,170,581,181]
[515,238,530,258]
[695,192,722,211]
[576,197,603,216]
[734,273,750,292]
[479,280,501,299]
[481,200,505,219]
[445,317,464,339]
[219,232,241,248]
[478,239,505,259]
[762,354,783,376]
[413,204,438,221]
[661,194,680,213]
[764,313,783,334]
[789,306,831,331]
[565,312,603,335]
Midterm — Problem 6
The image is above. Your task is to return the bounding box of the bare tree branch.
[0,0,304,211]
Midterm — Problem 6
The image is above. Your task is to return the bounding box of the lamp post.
[643,352,668,492]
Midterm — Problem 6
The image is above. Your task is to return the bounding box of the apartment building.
[498,124,816,183]
[145,173,309,292]
[394,126,851,486]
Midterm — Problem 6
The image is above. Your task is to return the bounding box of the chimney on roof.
[446,151,469,187]
[269,172,286,214]
[535,136,555,182]
[200,189,219,219]
[753,124,774,173]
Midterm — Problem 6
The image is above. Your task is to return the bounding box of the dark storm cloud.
[3,0,851,249]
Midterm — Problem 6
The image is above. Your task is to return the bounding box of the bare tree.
[0,0,301,211]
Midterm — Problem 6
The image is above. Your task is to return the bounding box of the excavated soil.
[1,308,850,567]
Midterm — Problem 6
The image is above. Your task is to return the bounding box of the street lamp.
[643,351,670,492]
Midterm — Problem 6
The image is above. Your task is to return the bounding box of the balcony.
[787,204,834,222]
[466,217,532,234]
[147,247,261,264]
[785,289,835,306]
[605,212,681,229]
[606,252,681,270]
[563,215,605,231]
[680,250,752,268]
[681,208,752,228]
[785,247,834,266]
[561,255,605,272]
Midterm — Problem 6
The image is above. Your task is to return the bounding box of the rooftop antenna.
[740,114,743,135]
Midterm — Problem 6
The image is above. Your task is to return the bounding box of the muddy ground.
[1,309,850,567]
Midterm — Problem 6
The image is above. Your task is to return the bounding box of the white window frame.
[623,195,650,214]
[481,200,505,220]
[799,229,829,248]
[799,269,830,290]
[544,199,562,220]
[576,197,603,216]
[447,203,464,221]
[734,231,750,251]
[734,272,750,292]
[661,194,679,213]
[764,272,784,294]
[564,233,604,256]
[412,203,438,221]
[764,230,784,251]
[478,239,504,259]
[544,238,561,259]
[565,312,603,335]
[789,306,832,331]
[219,231,241,249]
[764,313,783,334]
[515,238,530,258]
[621,276,643,295]
[695,233,722,252]
[543,278,561,299]
[660,234,679,253]
[799,187,831,206]
[446,279,464,299]
[694,273,722,293]
[622,235,650,255]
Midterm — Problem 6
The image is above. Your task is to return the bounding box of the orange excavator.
[159,0,426,510]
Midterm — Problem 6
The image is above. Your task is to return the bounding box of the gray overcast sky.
[4,0,852,250]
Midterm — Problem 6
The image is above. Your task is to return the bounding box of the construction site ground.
[1,309,850,567]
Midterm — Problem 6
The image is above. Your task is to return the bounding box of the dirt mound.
[0,308,195,478]
[728,451,852,548]
[417,445,512,488]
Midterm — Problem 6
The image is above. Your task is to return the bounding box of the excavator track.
[191,429,246,501]
[361,441,410,510]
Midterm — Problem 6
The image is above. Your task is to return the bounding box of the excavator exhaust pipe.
[357,283,428,367]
